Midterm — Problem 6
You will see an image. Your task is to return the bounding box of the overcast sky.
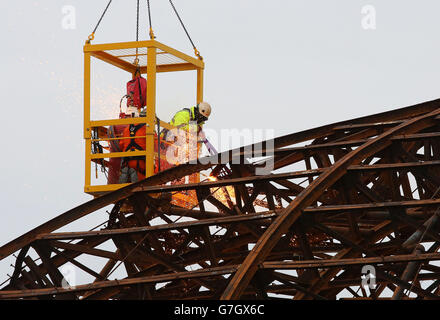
[1,0,440,285]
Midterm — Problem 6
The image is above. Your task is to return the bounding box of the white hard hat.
[198,102,211,119]
[126,106,140,118]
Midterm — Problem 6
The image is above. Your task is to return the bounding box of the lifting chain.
[86,0,113,44]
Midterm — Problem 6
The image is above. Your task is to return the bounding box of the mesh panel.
[103,47,187,67]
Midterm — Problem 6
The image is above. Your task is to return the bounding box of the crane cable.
[87,0,113,43]
[168,0,203,60]
[87,0,201,60]
[147,0,156,39]
[134,0,140,66]
[136,0,140,42]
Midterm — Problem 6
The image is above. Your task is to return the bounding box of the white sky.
[1,0,440,290]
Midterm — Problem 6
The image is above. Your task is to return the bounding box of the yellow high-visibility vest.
[170,106,204,132]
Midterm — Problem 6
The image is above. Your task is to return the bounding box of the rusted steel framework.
[2,99,440,300]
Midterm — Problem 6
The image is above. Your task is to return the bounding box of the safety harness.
[122,123,146,172]
[182,106,207,127]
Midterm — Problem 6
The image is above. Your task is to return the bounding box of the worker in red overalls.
[118,106,147,183]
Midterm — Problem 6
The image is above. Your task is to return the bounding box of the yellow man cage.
[83,40,205,197]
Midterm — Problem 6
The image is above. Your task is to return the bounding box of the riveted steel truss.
[2,99,440,300]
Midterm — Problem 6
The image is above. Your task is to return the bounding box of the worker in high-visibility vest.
[118,106,147,183]
[163,102,212,165]
[170,102,212,131]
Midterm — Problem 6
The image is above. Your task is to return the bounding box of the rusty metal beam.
[0,265,238,299]
[220,108,440,300]
[3,98,440,300]
[261,252,440,269]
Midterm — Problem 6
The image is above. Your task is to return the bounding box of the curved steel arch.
[221,107,440,299]
[1,99,440,300]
